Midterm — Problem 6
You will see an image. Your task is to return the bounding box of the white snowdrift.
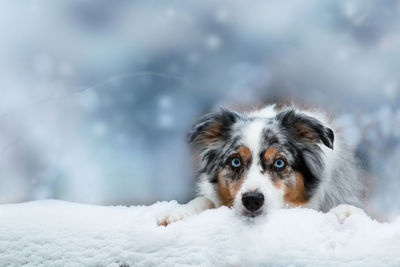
[0,200,399,267]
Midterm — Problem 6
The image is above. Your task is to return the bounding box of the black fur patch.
[288,142,323,198]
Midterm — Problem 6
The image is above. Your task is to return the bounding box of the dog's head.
[189,106,334,217]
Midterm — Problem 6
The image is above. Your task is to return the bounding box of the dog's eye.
[231,157,241,168]
[273,159,285,170]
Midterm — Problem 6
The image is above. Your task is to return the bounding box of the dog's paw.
[157,197,215,226]
[330,204,366,224]
[157,206,195,226]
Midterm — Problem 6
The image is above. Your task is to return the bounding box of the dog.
[157,104,365,226]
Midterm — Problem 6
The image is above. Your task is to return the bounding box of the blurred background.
[0,0,399,220]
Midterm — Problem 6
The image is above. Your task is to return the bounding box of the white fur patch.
[233,119,285,214]
[157,197,215,226]
[330,204,367,224]
[241,119,265,153]
[249,105,277,118]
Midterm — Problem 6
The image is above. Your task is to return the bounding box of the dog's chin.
[240,209,265,218]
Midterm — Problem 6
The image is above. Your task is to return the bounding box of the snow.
[1,200,400,266]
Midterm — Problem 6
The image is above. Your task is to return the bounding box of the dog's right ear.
[188,109,239,150]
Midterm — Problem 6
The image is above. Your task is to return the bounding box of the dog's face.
[189,106,334,217]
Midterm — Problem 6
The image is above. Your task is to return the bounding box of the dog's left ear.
[277,109,334,149]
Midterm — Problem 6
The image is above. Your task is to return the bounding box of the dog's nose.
[242,192,264,212]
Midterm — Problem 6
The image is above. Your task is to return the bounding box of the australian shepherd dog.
[158,104,365,226]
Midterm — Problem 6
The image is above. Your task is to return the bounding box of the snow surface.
[0,200,400,267]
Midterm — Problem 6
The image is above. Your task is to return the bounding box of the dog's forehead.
[235,117,279,153]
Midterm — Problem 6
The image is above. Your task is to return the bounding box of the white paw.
[157,206,196,226]
[330,204,366,224]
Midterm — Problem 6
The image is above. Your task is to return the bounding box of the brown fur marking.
[283,172,309,205]
[217,171,245,207]
[217,146,252,206]
[203,121,223,144]
[238,146,251,162]
[296,124,319,142]
[264,147,278,162]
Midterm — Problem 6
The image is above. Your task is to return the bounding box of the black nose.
[242,192,264,212]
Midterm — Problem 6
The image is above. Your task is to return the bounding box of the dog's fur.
[158,104,365,226]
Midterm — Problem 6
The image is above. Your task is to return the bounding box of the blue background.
[0,0,399,220]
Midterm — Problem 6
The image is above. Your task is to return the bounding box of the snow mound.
[0,200,399,267]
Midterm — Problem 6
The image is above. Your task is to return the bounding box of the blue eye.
[231,157,241,168]
[274,159,285,169]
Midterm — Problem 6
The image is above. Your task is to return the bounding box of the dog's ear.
[188,109,239,149]
[277,109,334,149]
